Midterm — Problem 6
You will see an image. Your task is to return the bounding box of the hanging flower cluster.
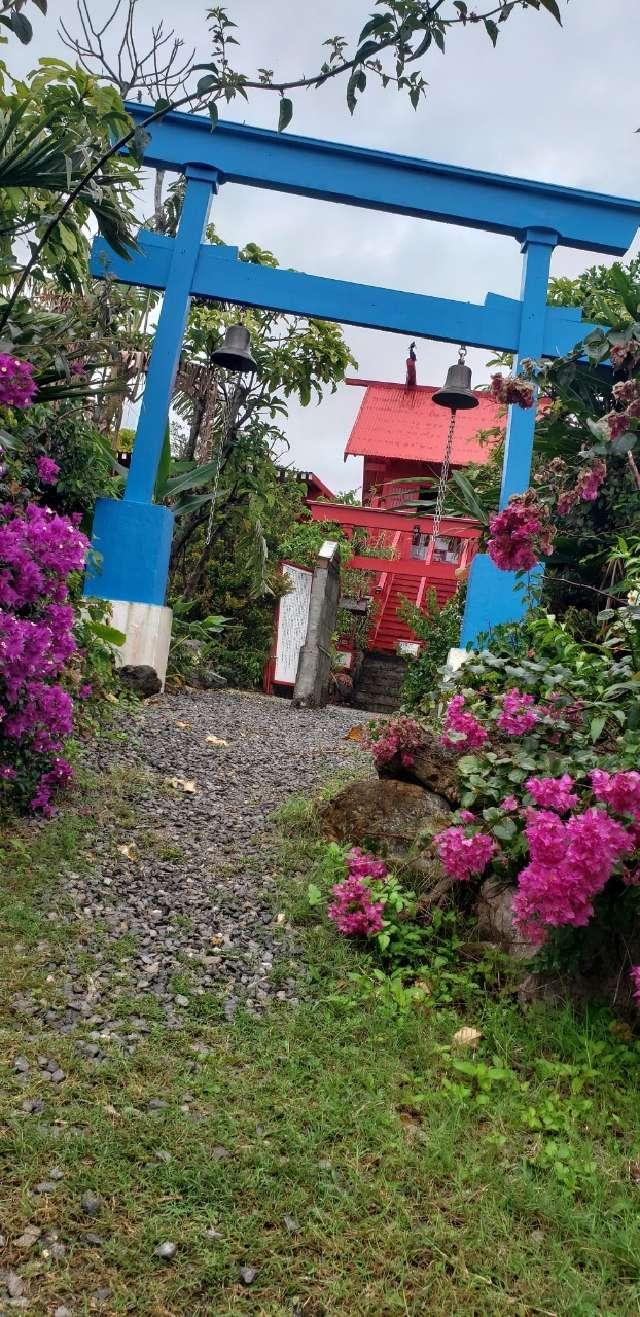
[610,341,640,372]
[497,688,538,736]
[365,714,427,769]
[440,693,488,750]
[433,825,497,881]
[0,501,88,815]
[630,966,640,1006]
[557,459,607,515]
[489,373,535,409]
[486,494,554,573]
[327,848,387,936]
[0,354,37,409]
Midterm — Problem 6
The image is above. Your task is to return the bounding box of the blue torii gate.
[85,102,640,652]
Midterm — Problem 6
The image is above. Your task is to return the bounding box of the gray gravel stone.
[80,1190,102,1217]
[239,1266,257,1285]
[38,691,370,1037]
[154,1241,177,1260]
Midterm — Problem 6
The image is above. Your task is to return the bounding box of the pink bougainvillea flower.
[497,688,538,736]
[500,795,518,812]
[36,456,60,486]
[526,773,579,813]
[433,825,497,881]
[629,966,640,1005]
[604,410,632,441]
[486,495,553,574]
[0,354,37,408]
[513,805,635,944]
[327,873,385,937]
[590,769,640,820]
[489,373,535,409]
[440,694,488,751]
[347,847,388,881]
[365,715,426,769]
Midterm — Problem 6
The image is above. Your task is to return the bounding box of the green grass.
[2,770,640,1315]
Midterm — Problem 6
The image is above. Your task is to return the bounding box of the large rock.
[319,777,450,854]
[475,878,535,961]
[378,732,460,806]
[119,664,162,697]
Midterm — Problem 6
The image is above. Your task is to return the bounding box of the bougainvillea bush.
[0,497,88,814]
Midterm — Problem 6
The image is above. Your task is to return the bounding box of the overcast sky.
[13,0,640,493]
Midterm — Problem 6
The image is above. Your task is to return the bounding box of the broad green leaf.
[484,18,499,45]
[208,102,219,130]
[307,883,323,907]
[88,621,126,646]
[590,715,606,743]
[277,98,293,133]
[538,0,562,21]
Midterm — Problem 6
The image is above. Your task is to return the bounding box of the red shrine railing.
[306,500,482,654]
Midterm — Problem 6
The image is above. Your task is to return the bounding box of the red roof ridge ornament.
[432,345,479,412]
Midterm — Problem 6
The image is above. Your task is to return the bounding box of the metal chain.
[204,387,233,547]
[429,409,457,547]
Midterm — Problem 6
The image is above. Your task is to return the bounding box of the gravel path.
[16,691,368,1046]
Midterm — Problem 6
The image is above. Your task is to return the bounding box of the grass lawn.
[2,766,640,1315]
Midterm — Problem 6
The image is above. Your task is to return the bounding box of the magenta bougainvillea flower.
[590,769,640,820]
[433,825,497,881]
[489,373,535,409]
[365,715,426,769]
[512,807,634,945]
[526,774,579,813]
[327,874,385,936]
[630,966,640,1005]
[36,456,60,486]
[497,688,538,736]
[440,694,488,751]
[0,501,88,814]
[0,354,37,408]
[487,495,553,573]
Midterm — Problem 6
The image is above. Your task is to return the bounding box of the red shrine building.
[306,358,505,655]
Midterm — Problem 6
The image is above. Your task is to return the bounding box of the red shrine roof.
[344,378,504,466]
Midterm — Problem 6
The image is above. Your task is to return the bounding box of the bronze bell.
[432,346,479,411]
[211,323,257,373]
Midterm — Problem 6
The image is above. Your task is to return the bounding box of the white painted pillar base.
[108,600,173,688]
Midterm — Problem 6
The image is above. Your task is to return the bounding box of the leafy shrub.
[400,589,462,710]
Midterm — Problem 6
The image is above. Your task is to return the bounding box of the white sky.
[12,0,640,493]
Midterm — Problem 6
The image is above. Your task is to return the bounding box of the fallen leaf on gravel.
[167,777,198,793]
[117,843,138,861]
[344,724,364,741]
[175,721,192,729]
[205,735,229,746]
[452,1026,483,1047]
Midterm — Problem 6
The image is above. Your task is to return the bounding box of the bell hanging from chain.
[211,323,257,374]
[432,345,479,411]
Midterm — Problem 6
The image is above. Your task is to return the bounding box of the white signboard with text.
[273,562,313,685]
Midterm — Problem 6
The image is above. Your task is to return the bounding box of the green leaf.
[154,97,171,114]
[88,621,126,647]
[484,18,499,45]
[611,432,637,455]
[10,10,32,42]
[494,819,516,842]
[346,71,360,114]
[197,74,218,95]
[538,0,562,21]
[307,883,323,907]
[208,102,219,130]
[31,0,48,11]
[277,97,293,133]
[154,425,172,500]
[590,715,606,743]
[358,13,391,42]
